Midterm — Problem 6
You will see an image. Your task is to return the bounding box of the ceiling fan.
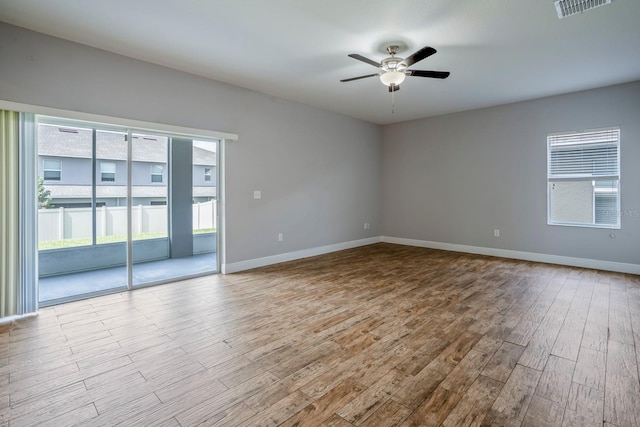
[340,45,450,92]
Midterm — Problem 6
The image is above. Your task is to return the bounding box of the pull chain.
[391,85,396,114]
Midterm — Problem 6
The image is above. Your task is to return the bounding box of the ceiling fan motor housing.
[381,57,406,72]
[380,45,407,87]
[381,45,407,72]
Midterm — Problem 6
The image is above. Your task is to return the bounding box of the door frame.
[2,99,236,308]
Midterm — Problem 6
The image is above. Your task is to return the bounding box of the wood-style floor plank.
[550,282,592,361]
[441,375,502,426]
[604,340,640,426]
[535,354,576,406]
[1,243,639,426]
[360,399,411,427]
[398,386,461,427]
[280,378,364,427]
[581,283,610,353]
[484,363,542,425]
[573,346,607,391]
[481,341,525,383]
[563,382,604,427]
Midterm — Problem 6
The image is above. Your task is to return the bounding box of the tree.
[38,177,53,209]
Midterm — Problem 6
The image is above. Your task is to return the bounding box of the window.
[43,159,61,181]
[547,127,620,228]
[100,162,116,182]
[151,164,163,183]
[204,167,212,182]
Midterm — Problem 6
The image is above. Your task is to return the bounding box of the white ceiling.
[1,0,639,125]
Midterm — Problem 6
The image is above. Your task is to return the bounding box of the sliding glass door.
[35,116,219,304]
[130,136,218,287]
[190,140,218,276]
[130,132,170,286]
[37,121,130,301]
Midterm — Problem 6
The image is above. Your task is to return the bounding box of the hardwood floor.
[1,243,640,426]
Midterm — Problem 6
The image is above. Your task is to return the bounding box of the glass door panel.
[131,137,218,287]
[192,140,218,275]
[131,133,170,286]
[37,121,129,304]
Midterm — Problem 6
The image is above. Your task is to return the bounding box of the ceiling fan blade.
[407,70,450,79]
[388,85,400,93]
[403,46,437,67]
[340,74,378,82]
[348,53,381,68]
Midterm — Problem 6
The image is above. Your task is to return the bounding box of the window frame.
[43,158,62,181]
[204,167,212,182]
[151,164,164,183]
[547,126,621,229]
[100,161,116,182]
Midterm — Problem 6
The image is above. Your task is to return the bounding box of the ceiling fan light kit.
[378,46,406,88]
[379,70,406,87]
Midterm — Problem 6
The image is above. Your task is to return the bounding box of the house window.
[204,167,212,182]
[547,127,620,228]
[100,162,116,182]
[151,164,163,183]
[43,159,61,181]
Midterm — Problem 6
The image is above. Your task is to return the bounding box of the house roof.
[38,123,216,165]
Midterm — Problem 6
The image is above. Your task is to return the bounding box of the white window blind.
[548,128,619,180]
[151,164,163,183]
[547,127,620,228]
[100,162,116,182]
[43,159,62,181]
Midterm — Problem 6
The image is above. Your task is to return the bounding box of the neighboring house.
[37,123,216,207]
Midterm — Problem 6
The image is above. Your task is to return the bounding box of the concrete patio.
[39,252,217,304]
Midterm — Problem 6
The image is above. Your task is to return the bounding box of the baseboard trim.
[221,235,639,275]
[0,311,38,325]
[381,236,640,275]
[222,237,382,274]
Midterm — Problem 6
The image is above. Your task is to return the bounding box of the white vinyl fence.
[39,200,216,242]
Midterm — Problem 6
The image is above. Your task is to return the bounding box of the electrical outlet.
[278,233,283,242]
[364,222,370,229]
[253,190,262,199]
[494,229,500,237]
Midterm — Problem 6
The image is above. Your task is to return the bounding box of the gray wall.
[131,161,166,186]
[381,81,640,265]
[39,156,90,185]
[193,165,216,187]
[0,22,381,265]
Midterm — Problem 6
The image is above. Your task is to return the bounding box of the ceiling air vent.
[554,0,613,18]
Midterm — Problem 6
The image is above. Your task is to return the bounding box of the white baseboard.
[0,311,38,325]
[221,235,639,275]
[222,237,382,274]
[382,236,640,275]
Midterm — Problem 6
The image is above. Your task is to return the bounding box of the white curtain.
[1,110,20,318]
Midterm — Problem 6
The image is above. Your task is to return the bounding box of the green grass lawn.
[39,228,216,250]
